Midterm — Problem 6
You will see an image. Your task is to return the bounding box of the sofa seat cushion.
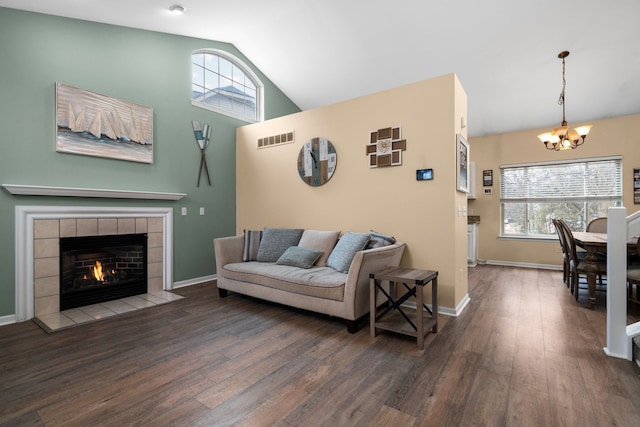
[221,262,346,301]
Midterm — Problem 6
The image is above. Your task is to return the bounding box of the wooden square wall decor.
[366,126,406,167]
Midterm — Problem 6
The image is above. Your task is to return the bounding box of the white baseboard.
[452,293,471,316]
[483,260,562,271]
[0,314,17,326]
[172,274,217,289]
[400,292,470,317]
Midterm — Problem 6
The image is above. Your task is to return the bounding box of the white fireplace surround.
[15,206,174,322]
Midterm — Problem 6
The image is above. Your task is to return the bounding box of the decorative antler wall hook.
[191,120,211,187]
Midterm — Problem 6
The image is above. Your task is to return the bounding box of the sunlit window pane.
[191,64,204,86]
[219,58,232,79]
[232,64,245,87]
[192,53,204,67]
[204,69,217,90]
[204,54,218,71]
[191,84,204,100]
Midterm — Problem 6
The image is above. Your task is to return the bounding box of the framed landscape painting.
[456,133,469,193]
[55,82,153,164]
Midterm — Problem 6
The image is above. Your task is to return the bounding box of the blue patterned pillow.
[276,246,323,269]
[256,228,304,262]
[327,232,371,273]
[243,229,263,261]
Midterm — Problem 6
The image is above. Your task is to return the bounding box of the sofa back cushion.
[327,232,371,273]
[256,228,304,262]
[298,229,340,267]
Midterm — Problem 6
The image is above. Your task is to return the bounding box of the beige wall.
[468,113,640,267]
[236,73,469,311]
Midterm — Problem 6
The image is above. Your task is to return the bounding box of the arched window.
[191,49,263,122]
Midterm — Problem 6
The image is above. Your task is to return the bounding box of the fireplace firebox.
[59,233,148,310]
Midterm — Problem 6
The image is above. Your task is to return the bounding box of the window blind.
[500,158,622,202]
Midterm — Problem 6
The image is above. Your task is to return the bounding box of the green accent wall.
[0,8,300,318]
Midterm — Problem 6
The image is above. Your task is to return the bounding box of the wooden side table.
[369,266,438,349]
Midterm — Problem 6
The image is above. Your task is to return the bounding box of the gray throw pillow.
[276,246,323,269]
[327,232,371,273]
[256,228,304,262]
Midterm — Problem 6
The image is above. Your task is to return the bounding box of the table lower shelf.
[373,307,436,339]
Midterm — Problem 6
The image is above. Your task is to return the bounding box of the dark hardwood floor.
[2,265,640,426]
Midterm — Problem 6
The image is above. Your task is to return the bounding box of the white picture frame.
[456,133,469,193]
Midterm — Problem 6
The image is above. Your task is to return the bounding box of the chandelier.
[537,51,592,151]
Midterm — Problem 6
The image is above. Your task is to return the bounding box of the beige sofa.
[214,230,405,333]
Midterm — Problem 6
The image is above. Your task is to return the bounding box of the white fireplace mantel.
[2,184,186,200]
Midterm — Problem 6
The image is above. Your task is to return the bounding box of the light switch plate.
[181,207,187,216]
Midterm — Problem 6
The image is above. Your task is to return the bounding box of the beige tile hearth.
[33,291,184,333]
[101,299,138,314]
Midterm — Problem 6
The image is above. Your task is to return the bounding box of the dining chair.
[553,218,588,292]
[557,219,606,300]
[586,217,607,233]
[552,219,570,286]
[627,237,640,304]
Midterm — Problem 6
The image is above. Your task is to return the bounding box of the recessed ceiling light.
[169,4,185,14]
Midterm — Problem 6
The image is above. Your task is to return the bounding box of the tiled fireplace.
[15,206,174,323]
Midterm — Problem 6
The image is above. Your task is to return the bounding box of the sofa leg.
[345,319,359,334]
[218,288,228,298]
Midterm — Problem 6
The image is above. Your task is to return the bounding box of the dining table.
[572,231,637,309]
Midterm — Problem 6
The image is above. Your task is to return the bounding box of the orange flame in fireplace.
[91,260,105,281]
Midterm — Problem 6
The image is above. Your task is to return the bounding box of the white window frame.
[191,48,264,123]
[500,156,623,239]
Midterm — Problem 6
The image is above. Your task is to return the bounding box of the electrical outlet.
[181,207,187,216]
[199,207,205,216]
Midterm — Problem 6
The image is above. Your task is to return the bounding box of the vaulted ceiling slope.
[1,0,639,137]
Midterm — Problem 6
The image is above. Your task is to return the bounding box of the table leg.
[584,247,599,310]
[417,284,424,350]
[432,277,438,333]
[389,280,395,308]
[370,277,377,338]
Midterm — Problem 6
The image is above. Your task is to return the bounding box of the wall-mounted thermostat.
[416,168,433,181]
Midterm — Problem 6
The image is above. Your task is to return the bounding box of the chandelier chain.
[557,55,567,124]
[558,56,566,114]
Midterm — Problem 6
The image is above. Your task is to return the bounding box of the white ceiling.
[2,0,639,137]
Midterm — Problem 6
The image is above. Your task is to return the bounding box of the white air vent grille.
[258,131,295,148]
